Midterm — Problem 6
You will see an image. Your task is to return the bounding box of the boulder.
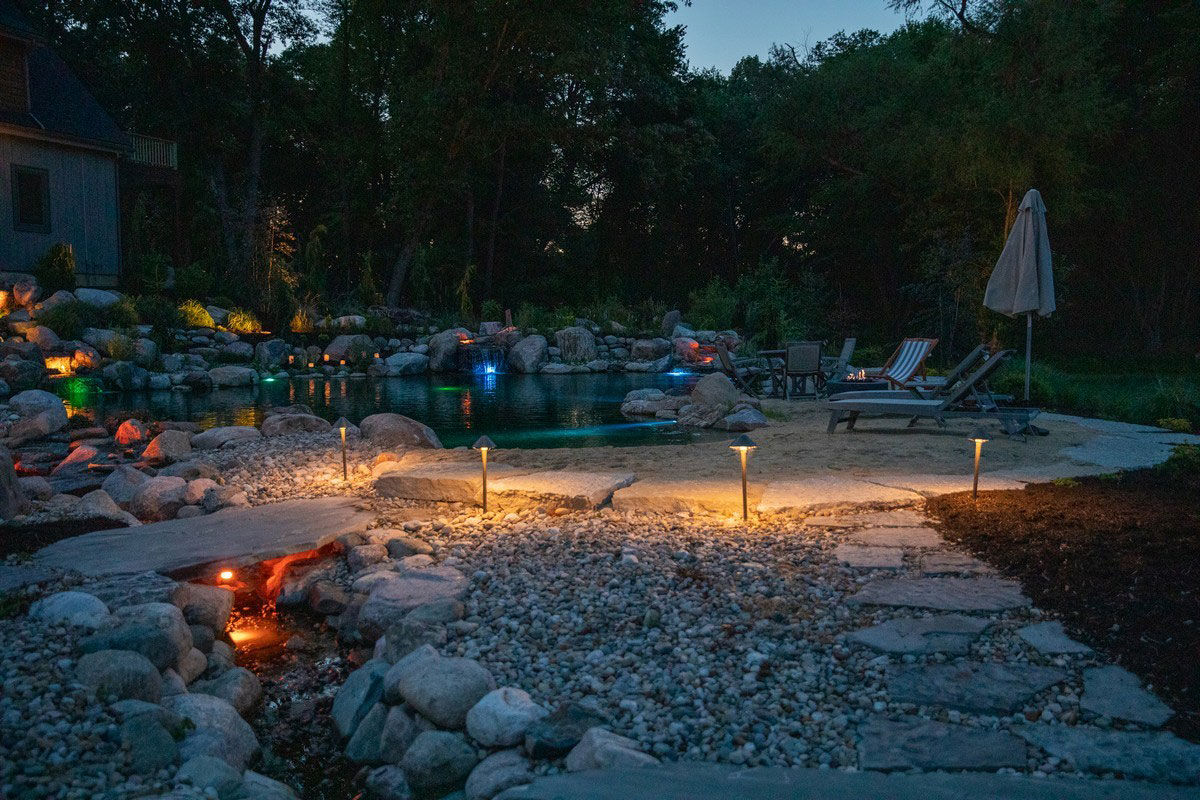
[206,306,229,326]
[191,667,263,716]
[254,339,290,368]
[360,413,443,449]
[222,341,255,361]
[134,337,158,366]
[12,281,38,308]
[142,430,193,465]
[358,567,469,640]
[345,702,389,764]
[384,352,430,375]
[76,489,139,526]
[115,418,150,446]
[365,766,413,800]
[332,659,390,739]
[208,366,258,387]
[523,702,610,759]
[630,338,671,361]
[101,465,150,508]
[72,344,101,370]
[401,731,479,793]
[564,727,659,772]
[82,327,130,357]
[466,687,549,748]
[173,582,234,631]
[76,649,162,703]
[184,478,218,505]
[175,755,242,798]
[554,327,597,363]
[383,645,496,729]
[191,425,262,450]
[112,602,193,668]
[676,403,728,428]
[324,334,375,363]
[690,372,739,409]
[0,356,44,392]
[507,335,548,373]
[24,325,60,351]
[202,485,250,513]
[36,289,75,314]
[81,623,179,670]
[261,413,332,436]
[0,448,30,519]
[379,705,425,762]
[51,444,98,476]
[130,476,189,521]
[715,407,769,431]
[465,749,533,800]
[76,287,121,307]
[165,693,260,770]
[9,389,67,432]
[29,590,110,630]
[427,328,472,372]
[237,771,297,800]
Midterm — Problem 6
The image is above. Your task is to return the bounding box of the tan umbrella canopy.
[984,189,1054,401]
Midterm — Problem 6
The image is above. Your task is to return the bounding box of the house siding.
[0,37,26,112]
[0,133,120,286]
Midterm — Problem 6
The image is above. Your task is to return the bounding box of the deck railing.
[129,134,178,169]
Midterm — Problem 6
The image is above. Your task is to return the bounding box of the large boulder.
[115,418,150,446]
[29,590,110,629]
[0,356,44,392]
[400,731,479,793]
[383,645,496,729]
[36,289,76,315]
[82,327,130,357]
[466,688,549,748]
[358,568,469,640]
[112,602,193,668]
[0,448,30,519]
[9,389,67,432]
[76,649,162,703]
[564,727,659,772]
[130,476,189,521]
[332,659,390,739]
[630,338,671,361]
[715,407,769,431]
[208,366,258,387]
[76,288,121,308]
[360,413,442,449]
[101,465,150,508]
[191,426,262,450]
[173,582,234,631]
[24,325,60,352]
[254,338,290,368]
[689,372,740,409]
[261,414,332,436]
[142,430,193,465]
[323,334,375,364]
[427,329,471,372]
[384,352,430,375]
[81,623,179,670]
[190,667,262,716]
[76,489,139,526]
[554,327,597,363]
[165,693,260,770]
[507,335,548,373]
[465,749,534,800]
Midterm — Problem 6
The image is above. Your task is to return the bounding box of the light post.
[473,436,496,512]
[968,426,990,500]
[729,434,757,521]
[335,416,351,481]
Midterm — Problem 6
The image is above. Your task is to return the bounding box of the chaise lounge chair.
[715,341,765,397]
[824,350,1037,434]
[906,343,992,393]
[865,337,938,388]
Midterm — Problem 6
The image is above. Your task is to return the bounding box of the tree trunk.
[386,232,421,307]
[483,140,507,298]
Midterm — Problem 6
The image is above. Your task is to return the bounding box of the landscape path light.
[335,417,352,481]
[729,434,757,521]
[473,435,497,512]
[968,426,990,500]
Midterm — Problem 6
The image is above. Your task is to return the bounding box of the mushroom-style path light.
[729,434,757,521]
[968,426,990,500]
[473,435,497,512]
[334,417,352,481]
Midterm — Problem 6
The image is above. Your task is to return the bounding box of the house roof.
[0,0,132,153]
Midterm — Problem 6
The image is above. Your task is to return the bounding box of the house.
[0,0,131,286]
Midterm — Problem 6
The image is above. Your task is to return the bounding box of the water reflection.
[63,373,709,449]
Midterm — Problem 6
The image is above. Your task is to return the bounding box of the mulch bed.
[928,469,1200,741]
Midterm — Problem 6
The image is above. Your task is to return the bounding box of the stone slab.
[1060,436,1182,471]
[612,479,764,516]
[866,474,1025,497]
[757,477,919,514]
[857,717,1027,771]
[1017,621,1092,655]
[848,527,944,548]
[886,662,1067,714]
[844,509,929,528]
[0,564,57,593]
[847,615,990,655]
[373,462,527,504]
[834,544,904,569]
[34,497,373,577]
[847,577,1030,611]
[1018,725,1200,784]
[920,551,992,575]
[490,470,636,510]
[1081,666,1174,726]
[496,763,1200,800]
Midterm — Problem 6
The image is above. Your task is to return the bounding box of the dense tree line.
[30,0,1200,356]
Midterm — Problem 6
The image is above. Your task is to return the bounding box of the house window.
[12,165,50,233]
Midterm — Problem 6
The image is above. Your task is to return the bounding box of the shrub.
[105,297,140,329]
[225,307,262,334]
[34,243,77,294]
[289,307,314,334]
[179,299,215,328]
[1157,417,1194,433]
[1160,444,1200,477]
[36,301,86,340]
[688,279,737,332]
[174,263,212,300]
[135,295,181,331]
[365,313,395,337]
[107,333,135,362]
[480,299,504,324]
[127,252,170,295]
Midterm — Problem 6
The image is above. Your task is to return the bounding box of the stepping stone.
[758,478,918,514]
[1061,436,1182,471]
[885,662,1067,714]
[850,509,929,527]
[847,578,1030,611]
[0,565,56,593]
[373,461,528,504]
[34,497,374,577]
[834,544,904,569]
[857,717,1027,771]
[921,551,992,575]
[1018,725,1200,784]
[848,527,943,548]
[612,479,763,516]
[847,615,990,655]
[1016,622,1092,655]
[1081,666,1174,726]
[491,470,636,510]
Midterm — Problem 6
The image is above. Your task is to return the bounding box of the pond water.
[57,372,712,448]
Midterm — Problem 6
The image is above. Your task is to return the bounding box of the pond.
[56,372,713,448]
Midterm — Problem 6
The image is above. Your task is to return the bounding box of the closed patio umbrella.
[983,188,1054,401]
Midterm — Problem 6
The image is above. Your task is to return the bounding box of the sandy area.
[410,399,1095,482]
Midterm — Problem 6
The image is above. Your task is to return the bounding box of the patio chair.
[783,341,824,399]
[907,343,991,391]
[820,338,857,383]
[865,337,938,388]
[715,341,765,397]
[824,350,1038,435]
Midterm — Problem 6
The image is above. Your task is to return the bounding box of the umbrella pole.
[1024,312,1032,402]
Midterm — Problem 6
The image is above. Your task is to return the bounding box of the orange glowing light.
[219,570,234,581]
[373,352,380,358]
[45,355,74,375]
[307,362,314,368]
[340,359,346,366]
[323,353,330,361]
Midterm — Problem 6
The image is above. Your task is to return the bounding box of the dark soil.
[928,468,1200,741]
